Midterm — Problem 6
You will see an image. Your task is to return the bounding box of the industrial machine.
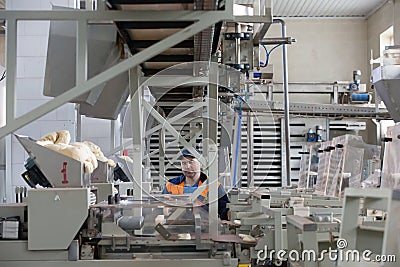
[1,0,400,266]
[0,134,240,267]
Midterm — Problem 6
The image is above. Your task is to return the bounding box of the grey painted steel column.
[76,104,82,142]
[143,101,205,166]
[4,19,16,203]
[246,112,254,188]
[274,19,291,186]
[5,135,11,202]
[75,19,87,142]
[235,23,241,64]
[159,127,165,189]
[76,19,87,89]
[129,67,143,217]
[202,115,209,176]
[110,120,116,151]
[5,18,16,125]
[208,62,219,236]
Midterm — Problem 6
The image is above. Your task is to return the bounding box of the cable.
[232,98,242,188]
[260,43,284,68]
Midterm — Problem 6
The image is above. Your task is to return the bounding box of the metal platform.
[239,100,390,119]
[107,0,219,115]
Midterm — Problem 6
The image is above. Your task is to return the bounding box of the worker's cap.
[180,148,201,159]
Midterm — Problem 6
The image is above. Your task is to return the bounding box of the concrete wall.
[264,19,369,84]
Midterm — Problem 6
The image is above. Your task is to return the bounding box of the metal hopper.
[14,134,89,188]
[372,65,400,122]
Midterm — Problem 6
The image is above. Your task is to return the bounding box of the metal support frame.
[5,18,16,125]
[146,102,206,137]
[253,0,273,44]
[207,61,219,236]
[158,127,166,188]
[146,130,201,161]
[4,135,11,202]
[246,112,254,187]
[75,105,82,142]
[144,101,206,166]
[0,5,234,138]
[107,102,206,156]
[129,67,143,218]
[286,217,319,267]
[164,130,202,173]
[273,19,291,187]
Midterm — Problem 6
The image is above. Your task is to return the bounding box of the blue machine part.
[253,72,262,78]
[307,129,317,142]
[351,93,370,102]
[349,82,359,91]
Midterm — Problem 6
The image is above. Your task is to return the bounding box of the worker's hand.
[227,210,231,220]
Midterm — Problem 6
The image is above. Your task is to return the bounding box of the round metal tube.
[235,23,241,64]
[273,18,291,186]
[247,112,254,187]
[260,37,294,45]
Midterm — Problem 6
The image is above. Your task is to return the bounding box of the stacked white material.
[83,141,116,168]
[36,130,115,173]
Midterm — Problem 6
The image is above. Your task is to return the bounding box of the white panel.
[18,105,57,122]
[82,121,111,138]
[55,104,75,121]
[82,137,111,153]
[15,78,47,100]
[273,0,387,18]
[9,0,42,10]
[24,57,47,78]
[37,121,75,138]
[17,36,47,57]
[19,21,50,36]
[15,123,42,140]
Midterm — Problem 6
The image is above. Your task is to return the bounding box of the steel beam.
[0,10,230,21]
[164,130,202,172]
[0,11,228,138]
[207,61,219,236]
[139,76,209,87]
[145,102,205,136]
[5,18,16,125]
[143,101,206,166]
[129,67,143,219]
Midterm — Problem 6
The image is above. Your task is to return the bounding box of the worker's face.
[181,156,201,179]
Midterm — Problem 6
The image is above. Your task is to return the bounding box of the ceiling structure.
[272,0,388,18]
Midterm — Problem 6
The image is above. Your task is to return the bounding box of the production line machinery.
[1,132,400,267]
[0,135,242,267]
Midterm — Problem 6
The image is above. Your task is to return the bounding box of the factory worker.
[162,148,230,220]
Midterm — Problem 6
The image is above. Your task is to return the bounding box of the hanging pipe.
[273,18,291,187]
[232,101,242,188]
